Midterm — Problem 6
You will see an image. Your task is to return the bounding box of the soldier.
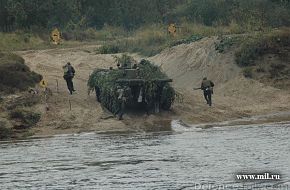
[116,85,126,120]
[63,62,75,95]
[200,77,214,106]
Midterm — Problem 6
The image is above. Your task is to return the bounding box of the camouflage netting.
[88,55,175,114]
[88,68,123,113]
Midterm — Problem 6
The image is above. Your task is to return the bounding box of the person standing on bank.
[63,62,75,95]
[200,77,214,106]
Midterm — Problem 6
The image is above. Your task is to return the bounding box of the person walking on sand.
[200,77,214,106]
[63,62,75,95]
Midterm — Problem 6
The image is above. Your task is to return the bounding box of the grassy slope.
[215,28,290,88]
[0,52,42,93]
[0,52,43,140]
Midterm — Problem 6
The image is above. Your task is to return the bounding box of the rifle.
[194,87,214,94]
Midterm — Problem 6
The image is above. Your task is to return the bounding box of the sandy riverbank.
[16,38,290,136]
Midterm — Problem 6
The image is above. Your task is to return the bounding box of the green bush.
[116,29,168,56]
[256,66,265,73]
[97,44,120,54]
[215,36,237,53]
[62,27,128,42]
[0,52,42,93]
[10,108,41,127]
[235,31,290,67]
[117,39,166,56]
[234,35,262,67]
[243,67,253,78]
[169,35,203,47]
[0,119,13,139]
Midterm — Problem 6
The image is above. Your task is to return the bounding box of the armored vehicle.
[88,55,175,115]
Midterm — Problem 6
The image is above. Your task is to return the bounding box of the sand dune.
[17,39,290,136]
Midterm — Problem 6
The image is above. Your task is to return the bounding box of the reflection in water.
[0,123,290,189]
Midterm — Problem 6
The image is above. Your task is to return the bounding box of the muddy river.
[1,122,290,189]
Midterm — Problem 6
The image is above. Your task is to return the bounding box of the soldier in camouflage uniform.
[116,85,129,120]
[201,77,214,106]
[63,62,75,95]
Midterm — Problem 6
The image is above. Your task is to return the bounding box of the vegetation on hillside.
[1,0,290,31]
[0,118,13,139]
[0,52,42,93]
[0,52,43,140]
[10,108,41,127]
[1,0,290,54]
[213,29,290,88]
[235,30,290,67]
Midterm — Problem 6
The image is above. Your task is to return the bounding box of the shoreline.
[31,109,290,138]
[24,111,290,140]
[1,105,290,142]
[2,40,289,140]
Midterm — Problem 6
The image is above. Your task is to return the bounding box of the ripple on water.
[0,123,289,189]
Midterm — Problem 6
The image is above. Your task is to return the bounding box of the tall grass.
[96,24,170,56]
[0,32,49,51]
[95,22,272,56]
[10,108,41,127]
[235,29,290,67]
[0,26,129,51]
[63,25,129,41]
[1,22,286,57]
[0,119,13,139]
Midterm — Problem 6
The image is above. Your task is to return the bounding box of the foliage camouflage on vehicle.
[88,54,175,114]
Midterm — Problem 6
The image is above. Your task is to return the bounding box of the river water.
[0,122,290,190]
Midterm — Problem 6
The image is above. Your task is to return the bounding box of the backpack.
[63,65,75,78]
[63,65,69,75]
